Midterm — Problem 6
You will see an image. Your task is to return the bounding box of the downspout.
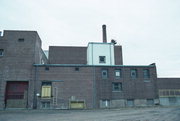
[33,66,38,109]
[109,44,112,65]
[92,66,97,108]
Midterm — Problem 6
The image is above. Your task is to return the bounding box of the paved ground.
[0,107,180,121]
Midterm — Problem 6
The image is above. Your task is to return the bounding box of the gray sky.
[0,0,180,77]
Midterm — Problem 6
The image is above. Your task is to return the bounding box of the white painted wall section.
[87,42,115,65]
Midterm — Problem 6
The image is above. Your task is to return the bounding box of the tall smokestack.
[102,24,107,43]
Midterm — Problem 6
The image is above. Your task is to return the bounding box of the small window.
[115,69,121,78]
[99,56,106,63]
[112,82,122,91]
[143,69,150,79]
[45,67,49,71]
[75,67,79,71]
[131,69,137,78]
[41,82,52,98]
[18,38,25,42]
[102,69,108,79]
[0,49,4,56]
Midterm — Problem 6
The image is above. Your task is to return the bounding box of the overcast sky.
[0,0,180,77]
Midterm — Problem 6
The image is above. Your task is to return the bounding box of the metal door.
[5,81,28,108]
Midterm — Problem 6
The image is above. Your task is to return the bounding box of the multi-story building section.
[0,25,180,109]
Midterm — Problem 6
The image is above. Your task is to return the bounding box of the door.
[5,81,28,108]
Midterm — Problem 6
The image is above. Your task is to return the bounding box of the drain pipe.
[33,66,38,109]
[92,66,97,108]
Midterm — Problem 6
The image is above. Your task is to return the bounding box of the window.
[143,69,150,79]
[0,49,4,56]
[102,69,108,79]
[115,69,121,78]
[112,82,122,91]
[131,69,137,78]
[41,102,50,109]
[99,56,106,63]
[45,67,49,71]
[41,82,51,98]
[18,38,24,42]
[75,67,79,71]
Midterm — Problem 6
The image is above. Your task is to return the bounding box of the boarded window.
[41,82,51,98]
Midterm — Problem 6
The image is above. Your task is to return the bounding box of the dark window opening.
[0,49,4,56]
[99,56,106,63]
[45,67,49,71]
[18,38,25,42]
[42,82,51,86]
[75,67,79,71]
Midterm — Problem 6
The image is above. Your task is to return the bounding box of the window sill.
[41,97,52,100]
[144,80,151,82]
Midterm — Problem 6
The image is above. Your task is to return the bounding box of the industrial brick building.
[0,25,180,109]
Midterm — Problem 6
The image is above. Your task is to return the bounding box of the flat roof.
[34,64,155,68]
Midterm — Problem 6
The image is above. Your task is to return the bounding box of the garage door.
[5,81,28,108]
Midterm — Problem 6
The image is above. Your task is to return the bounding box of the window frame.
[102,69,108,79]
[112,82,122,92]
[130,69,137,79]
[41,82,52,98]
[115,69,121,78]
[99,56,106,63]
[143,69,150,79]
